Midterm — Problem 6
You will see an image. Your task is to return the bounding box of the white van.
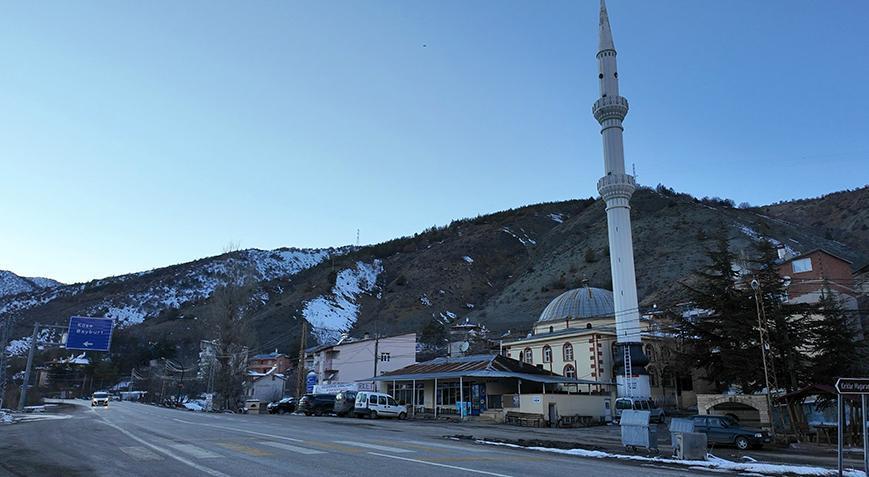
[353,392,407,419]
[614,397,664,423]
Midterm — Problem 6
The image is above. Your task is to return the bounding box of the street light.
[751,278,776,436]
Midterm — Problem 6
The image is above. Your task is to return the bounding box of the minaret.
[592,0,650,398]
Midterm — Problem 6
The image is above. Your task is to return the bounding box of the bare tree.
[209,244,254,411]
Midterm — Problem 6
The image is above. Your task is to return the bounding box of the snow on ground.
[0,411,13,424]
[736,224,799,259]
[462,256,474,264]
[501,227,537,246]
[420,294,433,307]
[2,247,340,325]
[477,441,865,477]
[303,260,383,343]
[547,213,565,224]
[183,400,207,411]
[5,329,52,356]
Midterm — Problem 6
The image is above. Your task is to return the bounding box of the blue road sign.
[66,316,114,352]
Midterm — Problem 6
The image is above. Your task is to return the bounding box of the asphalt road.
[0,401,720,477]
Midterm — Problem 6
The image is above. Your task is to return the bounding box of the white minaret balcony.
[592,95,629,125]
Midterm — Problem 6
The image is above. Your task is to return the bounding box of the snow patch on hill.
[0,271,62,298]
[1,247,342,326]
[303,260,383,343]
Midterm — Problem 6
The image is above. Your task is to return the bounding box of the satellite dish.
[460,341,470,352]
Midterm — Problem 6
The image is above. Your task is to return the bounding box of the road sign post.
[834,378,869,476]
[66,316,114,352]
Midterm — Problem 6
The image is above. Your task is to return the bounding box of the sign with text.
[834,377,869,395]
[66,316,114,352]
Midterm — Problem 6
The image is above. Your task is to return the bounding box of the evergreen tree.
[809,288,866,385]
[748,240,813,392]
[679,235,764,392]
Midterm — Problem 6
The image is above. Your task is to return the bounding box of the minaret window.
[599,73,603,79]
[614,72,618,78]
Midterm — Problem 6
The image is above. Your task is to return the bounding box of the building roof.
[782,248,853,265]
[502,327,617,346]
[251,351,284,360]
[371,354,609,385]
[538,286,615,323]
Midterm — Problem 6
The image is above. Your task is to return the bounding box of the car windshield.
[615,400,632,410]
[93,392,108,398]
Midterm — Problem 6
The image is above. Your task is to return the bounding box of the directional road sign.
[66,316,114,352]
[834,377,869,395]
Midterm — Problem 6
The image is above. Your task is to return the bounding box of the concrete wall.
[516,394,609,422]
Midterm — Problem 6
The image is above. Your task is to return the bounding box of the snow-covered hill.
[0,247,348,327]
[0,271,62,298]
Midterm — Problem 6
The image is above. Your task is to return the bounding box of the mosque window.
[586,323,592,329]
[563,364,576,378]
[549,326,554,333]
[563,343,574,361]
[523,347,533,365]
[543,345,552,363]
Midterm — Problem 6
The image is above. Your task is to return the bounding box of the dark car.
[333,391,357,417]
[691,415,771,450]
[298,394,336,416]
[267,397,296,415]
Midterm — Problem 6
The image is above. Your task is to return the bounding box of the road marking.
[169,444,222,459]
[119,446,163,461]
[259,441,325,455]
[216,442,272,457]
[368,452,513,477]
[402,440,491,453]
[333,440,415,453]
[172,418,304,442]
[96,420,231,477]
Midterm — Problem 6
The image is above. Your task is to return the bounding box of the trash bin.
[675,432,707,460]
[669,417,695,448]
[620,410,658,452]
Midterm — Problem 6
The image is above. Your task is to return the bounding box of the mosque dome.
[538,286,614,323]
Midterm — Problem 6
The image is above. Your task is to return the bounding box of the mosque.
[500,285,698,409]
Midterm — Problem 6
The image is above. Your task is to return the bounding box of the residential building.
[245,366,287,403]
[248,350,291,375]
[306,333,416,391]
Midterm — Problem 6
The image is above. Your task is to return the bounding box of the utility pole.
[751,279,777,436]
[17,323,40,411]
[295,317,308,397]
[0,317,12,409]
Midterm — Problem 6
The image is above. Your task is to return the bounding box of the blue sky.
[1,1,867,283]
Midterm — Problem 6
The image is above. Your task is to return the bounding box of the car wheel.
[735,436,750,450]
[370,410,378,419]
[398,412,407,420]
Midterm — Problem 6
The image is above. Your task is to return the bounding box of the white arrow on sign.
[83,341,93,347]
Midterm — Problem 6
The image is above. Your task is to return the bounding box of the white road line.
[172,418,304,442]
[119,446,164,461]
[333,441,415,453]
[96,420,230,477]
[170,444,222,459]
[403,440,490,453]
[258,441,325,455]
[368,452,513,477]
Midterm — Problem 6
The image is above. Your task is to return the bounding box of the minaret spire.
[599,0,615,53]
[591,1,650,399]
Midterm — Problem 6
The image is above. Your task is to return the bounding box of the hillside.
[757,185,869,260]
[2,186,866,370]
[0,271,62,298]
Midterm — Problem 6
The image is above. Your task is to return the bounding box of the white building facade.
[307,333,417,391]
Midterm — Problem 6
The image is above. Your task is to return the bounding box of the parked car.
[268,397,296,414]
[243,399,264,414]
[614,397,664,423]
[91,391,110,407]
[298,394,336,416]
[333,391,357,417]
[353,391,407,419]
[691,415,771,450]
